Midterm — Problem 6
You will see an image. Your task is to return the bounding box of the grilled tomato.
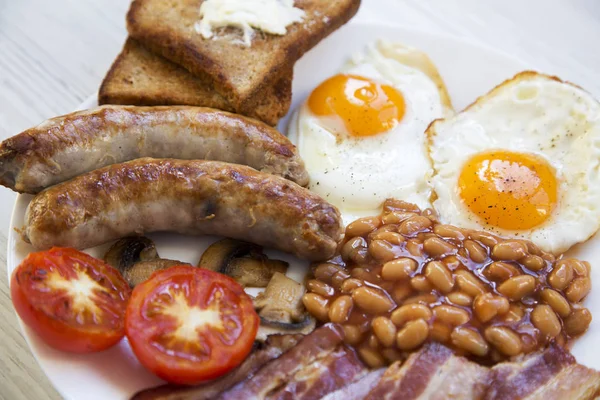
[11,247,131,353]
[125,265,259,385]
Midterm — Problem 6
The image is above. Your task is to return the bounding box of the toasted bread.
[98,38,291,126]
[126,0,361,109]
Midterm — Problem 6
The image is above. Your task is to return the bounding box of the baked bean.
[473,293,510,323]
[451,327,489,356]
[548,261,574,290]
[484,262,521,282]
[341,237,369,264]
[442,255,463,271]
[561,258,589,277]
[497,275,536,301]
[346,216,381,238]
[406,239,424,257]
[503,304,525,322]
[423,237,457,257]
[491,241,528,261]
[382,258,417,281]
[411,276,434,292]
[313,263,344,283]
[396,319,429,350]
[430,322,452,343]
[367,333,380,349]
[433,305,470,326]
[390,282,414,303]
[307,279,335,297]
[565,277,591,303]
[331,270,350,289]
[369,225,398,239]
[531,305,561,338]
[540,288,571,318]
[464,240,488,263]
[382,211,416,225]
[403,293,437,305]
[358,346,386,368]
[383,199,421,213]
[340,278,363,294]
[351,267,376,282]
[391,303,433,327]
[371,231,405,245]
[369,239,399,262]
[372,317,397,347]
[343,324,364,346]
[434,224,465,240]
[302,293,330,322]
[399,216,432,236]
[522,255,545,271]
[455,270,487,297]
[470,231,500,247]
[381,348,403,363]
[352,286,396,314]
[424,261,454,293]
[564,308,592,336]
[484,326,522,356]
[328,295,354,324]
[446,292,473,307]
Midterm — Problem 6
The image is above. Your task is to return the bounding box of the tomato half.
[11,247,131,353]
[125,266,259,385]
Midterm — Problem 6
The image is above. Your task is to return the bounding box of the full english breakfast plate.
[6,21,600,400]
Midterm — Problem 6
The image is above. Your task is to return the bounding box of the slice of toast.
[98,38,291,126]
[126,0,361,109]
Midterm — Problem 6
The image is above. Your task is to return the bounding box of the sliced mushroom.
[199,239,288,287]
[256,315,316,341]
[123,259,190,287]
[104,236,188,287]
[104,236,159,270]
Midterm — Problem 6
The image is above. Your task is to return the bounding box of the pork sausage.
[0,105,309,193]
[23,158,341,261]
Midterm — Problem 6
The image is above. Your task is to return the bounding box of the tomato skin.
[126,266,259,385]
[11,248,131,353]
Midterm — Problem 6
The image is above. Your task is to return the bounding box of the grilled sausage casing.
[0,105,308,193]
[23,158,342,261]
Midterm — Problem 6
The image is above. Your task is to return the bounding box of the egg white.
[288,41,451,225]
[429,72,600,254]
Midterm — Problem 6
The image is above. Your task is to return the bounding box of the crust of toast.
[126,0,361,109]
[98,38,291,126]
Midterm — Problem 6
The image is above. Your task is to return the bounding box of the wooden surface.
[0,0,599,398]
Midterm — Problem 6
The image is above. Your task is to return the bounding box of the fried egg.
[288,40,453,224]
[428,71,600,254]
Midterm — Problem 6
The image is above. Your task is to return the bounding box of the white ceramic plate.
[7,22,600,400]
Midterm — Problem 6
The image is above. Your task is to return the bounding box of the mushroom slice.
[124,259,190,287]
[104,236,159,270]
[228,258,288,287]
[254,272,306,323]
[256,315,317,341]
[199,238,289,287]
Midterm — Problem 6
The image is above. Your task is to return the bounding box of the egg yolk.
[458,151,558,230]
[307,74,405,136]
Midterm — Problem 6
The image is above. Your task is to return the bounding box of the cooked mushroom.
[104,236,188,287]
[199,239,289,287]
[123,259,189,287]
[256,315,316,341]
[104,236,159,270]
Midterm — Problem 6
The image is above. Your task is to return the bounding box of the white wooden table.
[0,0,599,398]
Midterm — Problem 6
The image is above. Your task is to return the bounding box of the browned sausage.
[0,105,308,193]
[23,158,342,261]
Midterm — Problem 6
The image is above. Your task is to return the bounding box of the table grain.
[0,0,599,398]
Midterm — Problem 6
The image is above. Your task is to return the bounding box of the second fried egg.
[288,40,453,223]
[428,71,600,254]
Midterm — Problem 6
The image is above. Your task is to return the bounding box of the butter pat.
[195,0,305,46]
